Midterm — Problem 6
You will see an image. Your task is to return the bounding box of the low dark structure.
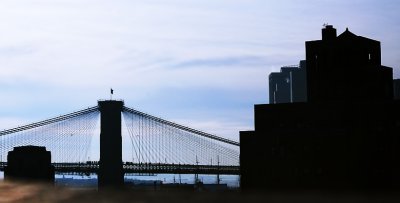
[240,25,400,192]
[4,145,54,182]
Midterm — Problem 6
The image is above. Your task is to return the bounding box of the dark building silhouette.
[98,100,124,189]
[269,60,307,104]
[394,79,400,100]
[4,145,54,182]
[240,25,400,191]
[306,25,393,102]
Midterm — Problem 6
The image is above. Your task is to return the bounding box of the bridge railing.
[0,162,239,175]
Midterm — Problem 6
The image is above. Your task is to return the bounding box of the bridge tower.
[98,100,124,188]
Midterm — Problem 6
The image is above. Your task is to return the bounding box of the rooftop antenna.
[110,88,114,100]
[323,23,328,28]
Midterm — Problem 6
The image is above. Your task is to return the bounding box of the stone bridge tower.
[98,100,124,188]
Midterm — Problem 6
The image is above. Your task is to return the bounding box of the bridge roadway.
[0,162,239,175]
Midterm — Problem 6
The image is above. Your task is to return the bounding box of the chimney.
[322,25,337,41]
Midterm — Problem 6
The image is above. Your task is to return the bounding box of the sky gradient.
[0,0,399,141]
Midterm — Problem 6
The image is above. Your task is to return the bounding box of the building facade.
[240,26,400,191]
[306,25,393,102]
[394,79,400,100]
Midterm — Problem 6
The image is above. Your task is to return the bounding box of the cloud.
[0,117,31,130]
[0,0,399,145]
[172,56,270,68]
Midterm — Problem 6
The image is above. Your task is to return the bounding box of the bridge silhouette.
[0,100,239,187]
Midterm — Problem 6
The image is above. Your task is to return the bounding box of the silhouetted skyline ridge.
[241,25,400,192]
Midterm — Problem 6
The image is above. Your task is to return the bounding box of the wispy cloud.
[0,0,399,140]
[172,56,269,69]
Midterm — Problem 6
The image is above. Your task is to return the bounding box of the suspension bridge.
[0,100,240,186]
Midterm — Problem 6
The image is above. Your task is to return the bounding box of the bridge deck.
[0,162,239,175]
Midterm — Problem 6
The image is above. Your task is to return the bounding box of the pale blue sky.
[0,0,399,141]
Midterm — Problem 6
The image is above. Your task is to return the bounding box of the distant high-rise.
[269,60,307,104]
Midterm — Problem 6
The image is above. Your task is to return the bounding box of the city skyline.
[1,0,400,141]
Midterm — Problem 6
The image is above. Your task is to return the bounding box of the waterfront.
[0,172,239,189]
